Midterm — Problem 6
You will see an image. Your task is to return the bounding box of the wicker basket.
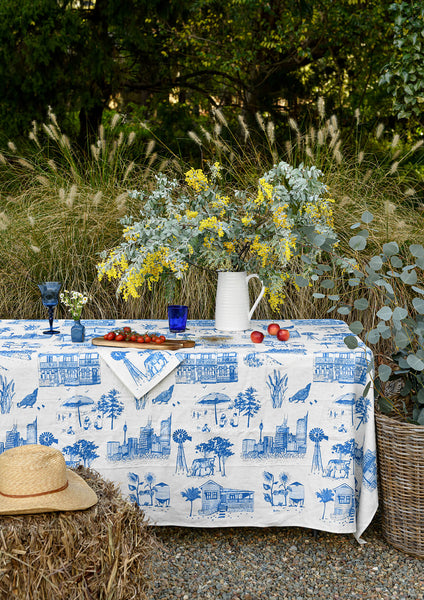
[375,411,424,558]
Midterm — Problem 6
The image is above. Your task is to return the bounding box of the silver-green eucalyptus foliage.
[313,210,424,426]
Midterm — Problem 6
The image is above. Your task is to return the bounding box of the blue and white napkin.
[99,348,185,398]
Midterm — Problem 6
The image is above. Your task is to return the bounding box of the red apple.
[250,330,265,343]
[267,323,281,336]
[277,328,290,341]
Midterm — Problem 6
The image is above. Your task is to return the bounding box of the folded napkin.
[99,348,185,399]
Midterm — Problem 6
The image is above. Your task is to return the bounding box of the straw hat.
[0,445,98,515]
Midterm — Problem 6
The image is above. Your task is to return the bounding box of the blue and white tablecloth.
[0,318,377,541]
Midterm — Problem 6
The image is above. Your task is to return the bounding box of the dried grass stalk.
[0,467,160,600]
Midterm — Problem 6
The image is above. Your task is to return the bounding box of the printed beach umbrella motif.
[63,395,94,427]
[335,393,356,426]
[197,392,231,425]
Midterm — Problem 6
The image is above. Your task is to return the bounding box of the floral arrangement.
[97,161,338,310]
[59,290,89,320]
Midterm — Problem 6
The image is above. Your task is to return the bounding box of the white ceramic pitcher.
[214,271,266,331]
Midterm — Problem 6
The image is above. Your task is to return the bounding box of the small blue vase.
[71,320,85,343]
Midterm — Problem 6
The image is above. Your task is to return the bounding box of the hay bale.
[0,466,159,600]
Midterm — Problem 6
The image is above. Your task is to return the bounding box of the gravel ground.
[146,513,423,600]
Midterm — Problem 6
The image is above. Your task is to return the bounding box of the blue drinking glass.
[168,305,188,333]
[38,281,61,334]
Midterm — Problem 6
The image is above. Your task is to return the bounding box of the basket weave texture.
[375,411,424,558]
[0,466,159,599]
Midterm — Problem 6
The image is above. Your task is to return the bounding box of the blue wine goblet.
[38,281,61,334]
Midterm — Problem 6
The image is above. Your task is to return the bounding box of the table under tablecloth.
[0,318,377,540]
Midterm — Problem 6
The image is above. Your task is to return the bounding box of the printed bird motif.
[17,388,38,408]
[289,382,311,403]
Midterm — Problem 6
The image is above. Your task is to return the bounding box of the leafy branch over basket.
[312,209,424,426]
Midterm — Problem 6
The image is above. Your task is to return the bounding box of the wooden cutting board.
[91,337,195,351]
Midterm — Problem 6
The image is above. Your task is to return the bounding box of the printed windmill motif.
[310,427,328,474]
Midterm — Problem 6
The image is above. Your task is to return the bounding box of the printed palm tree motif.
[233,387,260,427]
[355,396,371,430]
[97,388,124,430]
[0,374,15,414]
[197,392,231,425]
[39,431,58,446]
[316,488,334,519]
[266,370,288,408]
[181,487,201,516]
[209,436,234,476]
[110,351,147,384]
[62,439,99,467]
[335,393,356,426]
[309,427,328,474]
[173,429,192,474]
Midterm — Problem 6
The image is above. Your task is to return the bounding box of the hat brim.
[0,469,98,516]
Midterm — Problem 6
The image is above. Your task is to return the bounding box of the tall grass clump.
[0,111,183,320]
[0,100,423,326]
[178,100,424,336]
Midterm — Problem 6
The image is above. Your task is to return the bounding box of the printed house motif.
[199,480,254,515]
[176,352,238,384]
[313,352,367,384]
[38,353,101,386]
[332,483,355,519]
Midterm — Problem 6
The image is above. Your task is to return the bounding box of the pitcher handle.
[246,274,266,319]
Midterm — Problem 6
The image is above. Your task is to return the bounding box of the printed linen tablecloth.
[0,318,377,540]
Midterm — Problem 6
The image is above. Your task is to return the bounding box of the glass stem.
[48,306,54,332]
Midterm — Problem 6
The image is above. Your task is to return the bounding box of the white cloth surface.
[0,318,378,541]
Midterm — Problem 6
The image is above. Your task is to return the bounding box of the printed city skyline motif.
[242,414,308,458]
[0,418,58,454]
[107,416,172,460]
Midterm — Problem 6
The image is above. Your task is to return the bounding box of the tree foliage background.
[0,0,422,147]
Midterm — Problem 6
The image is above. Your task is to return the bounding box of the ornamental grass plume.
[97,161,340,311]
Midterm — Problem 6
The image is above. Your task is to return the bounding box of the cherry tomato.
[155,337,164,344]
[137,336,145,343]
[115,333,125,342]
[130,334,137,342]
[159,335,166,343]
[144,336,151,343]
[107,332,116,340]
[123,326,131,334]
[103,333,109,340]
